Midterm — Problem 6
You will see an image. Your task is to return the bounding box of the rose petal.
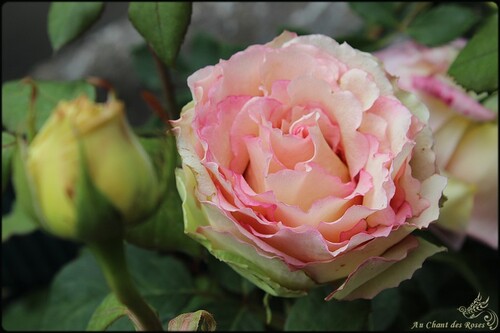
[197,226,316,296]
[436,176,475,233]
[297,125,349,181]
[409,127,438,182]
[215,45,268,102]
[199,96,252,168]
[287,35,393,95]
[260,44,323,91]
[317,205,373,243]
[326,236,445,300]
[340,68,380,111]
[408,174,447,228]
[412,75,496,121]
[304,225,415,283]
[432,116,470,170]
[268,127,314,170]
[366,96,413,156]
[274,196,358,228]
[251,226,334,264]
[244,136,283,194]
[265,165,353,210]
[446,123,498,189]
[362,136,393,210]
[266,30,298,48]
[187,65,222,105]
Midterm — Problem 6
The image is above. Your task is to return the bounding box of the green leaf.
[2,80,34,135]
[39,244,195,330]
[385,277,429,330]
[458,240,498,311]
[86,293,130,331]
[2,201,39,242]
[430,252,483,293]
[131,43,162,91]
[223,306,263,331]
[407,4,479,46]
[138,134,178,199]
[180,32,245,71]
[448,14,499,93]
[48,2,105,51]
[335,33,395,53]
[349,2,399,28]
[409,255,483,312]
[2,79,95,136]
[276,26,312,37]
[1,289,50,331]
[40,248,110,330]
[369,288,401,330]
[128,2,192,67]
[125,135,202,257]
[2,132,16,193]
[183,275,260,331]
[168,310,217,331]
[125,247,195,323]
[284,286,371,331]
[182,298,264,331]
[206,255,256,295]
[412,7,476,44]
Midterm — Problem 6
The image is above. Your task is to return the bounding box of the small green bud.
[24,95,159,240]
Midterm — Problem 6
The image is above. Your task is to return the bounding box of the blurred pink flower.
[376,40,498,249]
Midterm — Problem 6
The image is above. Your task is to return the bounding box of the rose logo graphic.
[458,293,499,330]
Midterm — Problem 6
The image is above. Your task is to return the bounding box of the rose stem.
[149,45,178,123]
[88,235,164,331]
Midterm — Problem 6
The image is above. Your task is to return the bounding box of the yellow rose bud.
[26,95,159,240]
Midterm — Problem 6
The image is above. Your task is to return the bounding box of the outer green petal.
[175,167,209,234]
[12,140,46,229]
[199,228,316,297]
[176,167,317,297]
[328,236,445,301]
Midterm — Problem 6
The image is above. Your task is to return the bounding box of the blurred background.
[2,2,362,123]
[2,3,497,331]
[2,2,362,80]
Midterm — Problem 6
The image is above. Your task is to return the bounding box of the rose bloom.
[173,32,447,300]
[376,40,498,249]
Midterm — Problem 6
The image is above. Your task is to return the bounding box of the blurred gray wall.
[2,2,362,124]
[2,2,362,80]
[2,2,130,82]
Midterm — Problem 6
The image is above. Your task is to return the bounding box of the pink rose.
[376,40,498,249]
[173,32,447,300]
